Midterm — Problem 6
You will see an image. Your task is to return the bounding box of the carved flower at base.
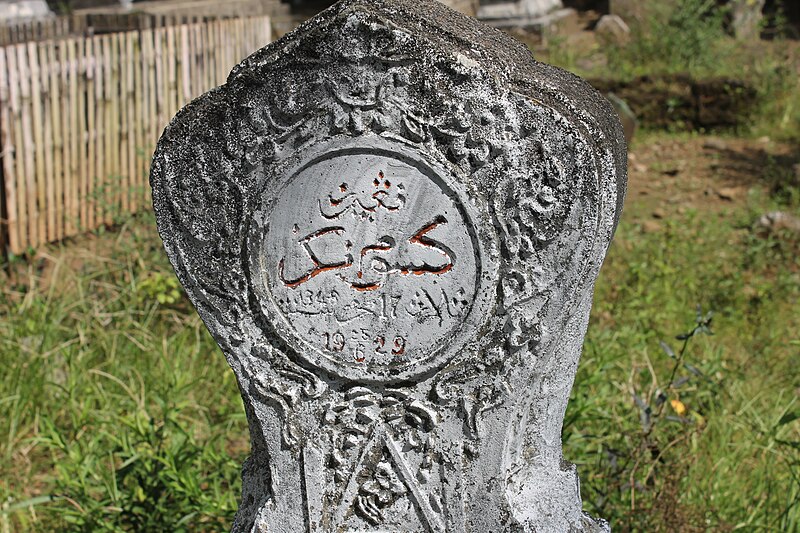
[363,461,407,504]
[356,460,407,525]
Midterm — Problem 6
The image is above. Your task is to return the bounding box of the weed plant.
[0,219,245,532]
[565,152,800,530]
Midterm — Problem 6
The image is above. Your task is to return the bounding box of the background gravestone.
[730,0,766,40]
[477,0,577,32]
[0,0,52,21]
[150,0,627,531]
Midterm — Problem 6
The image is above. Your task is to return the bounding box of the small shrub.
[137,272,183,306]
[565,309,722,530]
[39,399,241,532]
[606,0,730,78]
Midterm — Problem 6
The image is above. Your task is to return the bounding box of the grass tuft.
[0,215,246,532]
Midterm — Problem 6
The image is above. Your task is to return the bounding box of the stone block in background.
[595,13,630,45]
[150,0,627,530]
[0,0,52,21]
[606,92,637,143]
[478,0,563,20]
[608,0,642,24]
[730,0,766,39]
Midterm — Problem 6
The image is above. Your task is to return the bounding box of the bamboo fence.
[0,17,85,47]
[0,15,272,255]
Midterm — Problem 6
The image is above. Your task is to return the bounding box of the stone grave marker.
[0,0,52,22]
[731,0,766,40]
[150,0,627,531]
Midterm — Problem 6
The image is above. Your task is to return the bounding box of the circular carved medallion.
[252,143,489,382]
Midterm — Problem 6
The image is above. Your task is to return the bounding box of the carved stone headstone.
[150,0,627,531]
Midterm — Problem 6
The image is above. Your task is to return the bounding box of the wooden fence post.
[0,48,15,257]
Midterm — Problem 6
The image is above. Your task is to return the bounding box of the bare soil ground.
[627,135,798,220]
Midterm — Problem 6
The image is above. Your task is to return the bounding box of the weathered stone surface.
[150,0,626,531]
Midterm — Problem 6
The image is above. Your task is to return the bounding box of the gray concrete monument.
[477,0,575,31]
[150,0,627,531]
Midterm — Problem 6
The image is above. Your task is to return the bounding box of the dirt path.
[623,134,798,231]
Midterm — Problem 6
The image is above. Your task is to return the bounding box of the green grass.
[0,139,797,531]
[564,143,800,531]
[0,220,246,532]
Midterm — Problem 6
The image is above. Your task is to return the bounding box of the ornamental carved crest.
[150,0,626,531]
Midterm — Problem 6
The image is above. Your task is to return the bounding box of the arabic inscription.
[260,150,479,375]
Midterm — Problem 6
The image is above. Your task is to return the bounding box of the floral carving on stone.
[150,0,627,531]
